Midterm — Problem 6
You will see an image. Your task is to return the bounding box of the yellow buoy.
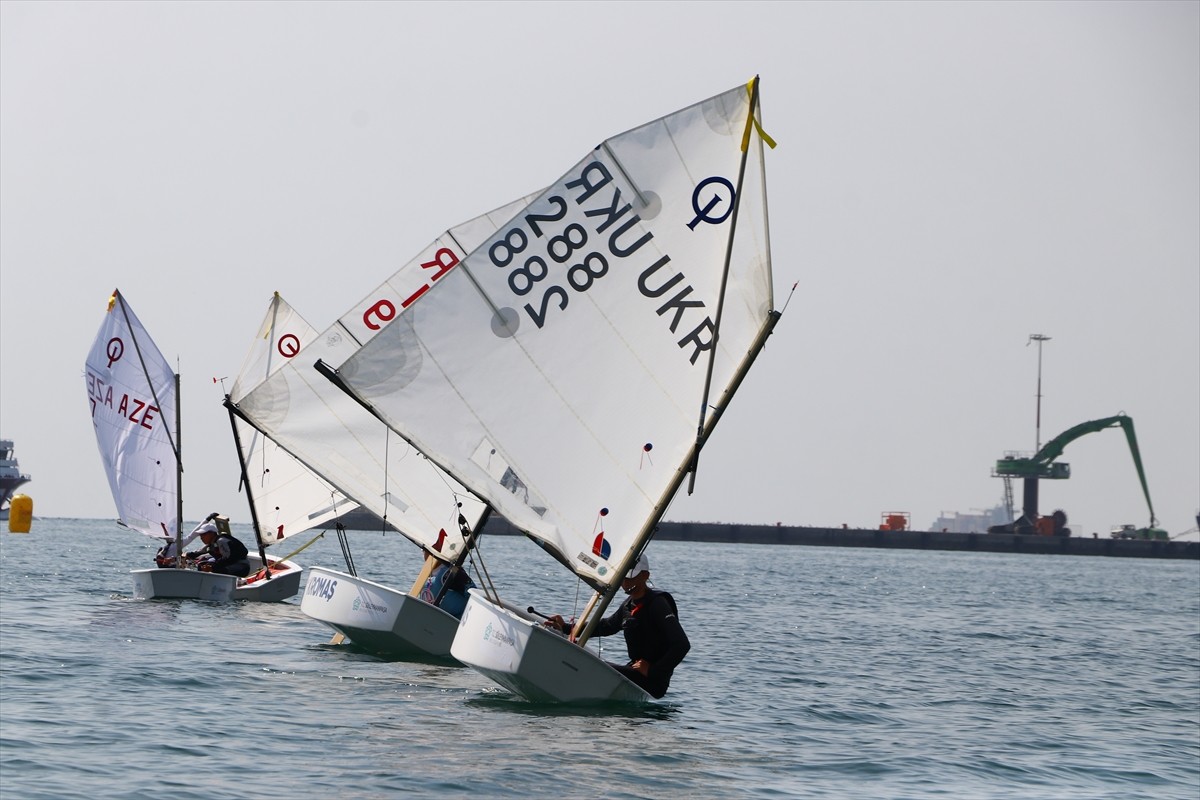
[8,494,33,533]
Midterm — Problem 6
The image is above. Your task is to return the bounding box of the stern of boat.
[232,556,302,602]
[131,568,236,601]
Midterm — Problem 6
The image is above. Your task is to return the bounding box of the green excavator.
[989,414,1165,538]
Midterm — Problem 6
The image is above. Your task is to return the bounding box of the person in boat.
[545,553,690,699]
[155,529,201,568]
[419,561,475,619]
[185,520,251,577]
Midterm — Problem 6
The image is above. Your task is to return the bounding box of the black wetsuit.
[594,588,690,699]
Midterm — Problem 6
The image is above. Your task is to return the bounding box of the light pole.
[1028,334,1051,451]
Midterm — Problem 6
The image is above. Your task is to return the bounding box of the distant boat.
[0,438,32,519]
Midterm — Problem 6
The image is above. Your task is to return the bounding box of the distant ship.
[0,439,31,518]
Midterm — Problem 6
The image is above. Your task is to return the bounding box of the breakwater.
[478,518,1199,560]
[337,511,1197,560]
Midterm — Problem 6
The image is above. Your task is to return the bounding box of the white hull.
[131,567,237,601]
[451,591,651,703]
[299,566,460,661]
[232,556,302,602]
[132,555,301,602]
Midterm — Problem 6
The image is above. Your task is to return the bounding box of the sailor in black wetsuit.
[548,552,690,699]
[186,521,251,578]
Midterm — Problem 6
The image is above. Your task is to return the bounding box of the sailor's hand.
[631,659,650,677]
[544,614,566,631]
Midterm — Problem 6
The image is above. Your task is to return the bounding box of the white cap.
[625,552,649,580]
[197,521,218,535]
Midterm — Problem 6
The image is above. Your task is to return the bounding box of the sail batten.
[328,82,777,590]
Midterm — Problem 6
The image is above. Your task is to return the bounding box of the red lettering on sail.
[402,284,430,308]
[278,334,301,358]
[421,248,459,281]
[363,299,397,331]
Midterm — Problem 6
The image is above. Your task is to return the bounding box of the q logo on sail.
[106,337,124,368]
[686,176,736,230]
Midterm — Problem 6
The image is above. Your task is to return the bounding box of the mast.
[688,74,762,496]
[225,395,271,579]
[174,371,183,566]
[112,290,184,555]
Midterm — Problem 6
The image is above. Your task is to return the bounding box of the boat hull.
[451,591,651,703]
[232,556,302,602]
[131,567,237,601]
[299,566,460,661]
[131,555,301,602]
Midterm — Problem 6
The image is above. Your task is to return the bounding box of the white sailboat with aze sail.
[320,78,781,701]
[227,198,536,658]
[85,290,230,600]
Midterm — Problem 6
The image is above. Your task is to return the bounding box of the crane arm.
[1030,415,1157,527]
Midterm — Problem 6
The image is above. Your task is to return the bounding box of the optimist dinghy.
[322,78,782,701]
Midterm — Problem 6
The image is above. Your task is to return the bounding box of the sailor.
[419,561,476,619]
[155,528,201,567]
[186,520,251,577]
[545,552,690,699]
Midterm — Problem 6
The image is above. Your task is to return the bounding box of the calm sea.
[1,518,1197,799]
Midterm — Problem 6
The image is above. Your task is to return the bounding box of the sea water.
[1,518,1196,799]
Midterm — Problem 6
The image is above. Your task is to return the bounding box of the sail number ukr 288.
[488,161,654,330]
[487,160,718,366]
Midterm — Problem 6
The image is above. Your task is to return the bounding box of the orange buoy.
[8,494,33,533]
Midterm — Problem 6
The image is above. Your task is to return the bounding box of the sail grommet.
[490,307,520,339]
[636,190,662,221]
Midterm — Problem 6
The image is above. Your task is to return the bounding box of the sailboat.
[225,199,535,657]
[85,289,303,601]
[221,292,356,602]
[319,78,781,701]
[86,289,232,600]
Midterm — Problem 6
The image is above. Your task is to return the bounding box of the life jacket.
[218,533,249,562]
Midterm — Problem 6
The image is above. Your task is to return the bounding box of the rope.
[336,521,356,576]
[271,529,327,563]
[468,534,500,603]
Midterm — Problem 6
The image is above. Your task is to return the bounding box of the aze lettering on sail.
[486,160,730,367]
[86,369,162,430]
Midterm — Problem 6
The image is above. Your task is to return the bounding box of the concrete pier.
[338,510,1197,559]
[482,518,1200,560]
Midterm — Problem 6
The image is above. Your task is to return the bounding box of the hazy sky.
[2,1,1196,538]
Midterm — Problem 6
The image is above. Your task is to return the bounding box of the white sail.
[85,289,180,538]
[231,194,540,560]
[329,81,777,590]
[229,293,358,545]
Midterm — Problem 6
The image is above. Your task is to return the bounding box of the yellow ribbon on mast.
[741,76,777,152]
